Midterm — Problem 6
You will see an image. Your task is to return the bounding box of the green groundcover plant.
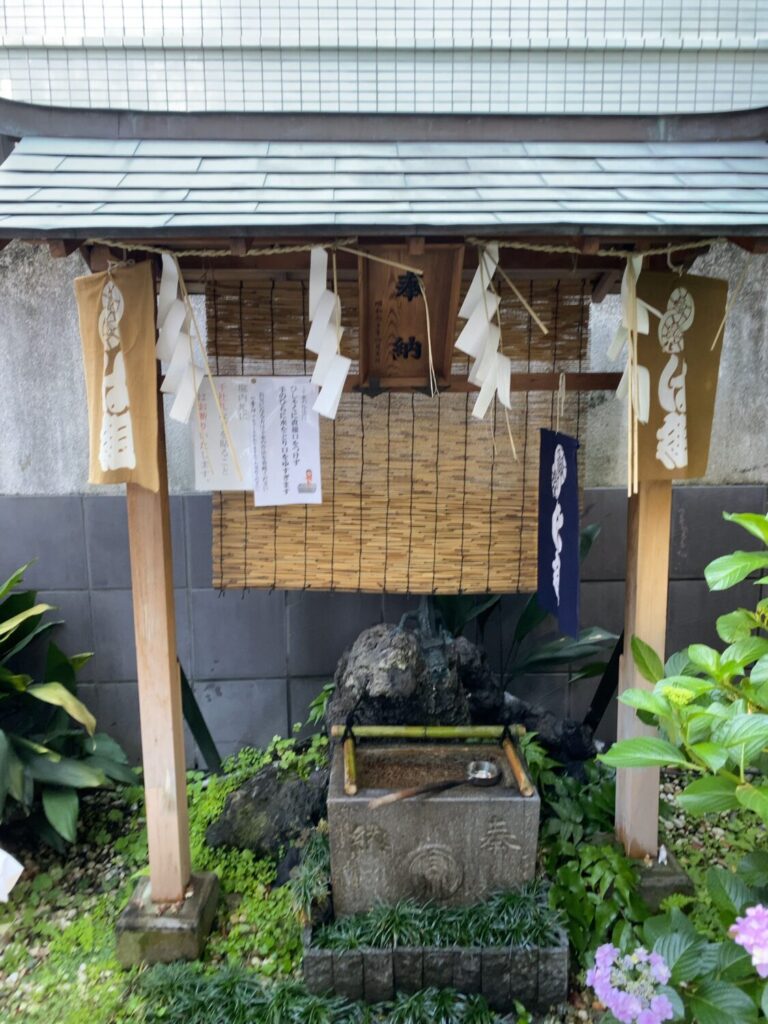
[314,879,561,951]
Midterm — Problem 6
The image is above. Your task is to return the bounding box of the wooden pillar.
[615,479,672,859]
[126,391,191,903]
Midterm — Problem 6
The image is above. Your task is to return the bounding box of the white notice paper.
[194,377,255,491]
[250,377,322,506]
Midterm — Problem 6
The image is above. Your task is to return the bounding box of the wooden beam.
[349,371,621,394]
[126,381,191,903]
[87,244,113,272]
[615,479,673,859]
[46,239,81,258]
[592,271,621,303]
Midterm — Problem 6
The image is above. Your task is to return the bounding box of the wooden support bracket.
[46,239,81,258]
[615,479,672,860]
[592,271,621,304]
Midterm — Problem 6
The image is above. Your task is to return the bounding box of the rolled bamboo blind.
[207,275,586,593]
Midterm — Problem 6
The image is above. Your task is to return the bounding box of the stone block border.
[303,928,569,1012]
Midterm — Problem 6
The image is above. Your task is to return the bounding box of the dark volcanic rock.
[502,693,596,763]
[326,623,470,728]
[206,763,328,856]
[453,635,504,721]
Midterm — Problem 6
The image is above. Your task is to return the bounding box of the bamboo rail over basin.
[329,724,525,741]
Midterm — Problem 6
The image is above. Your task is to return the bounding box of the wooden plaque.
[636,272,727,481]
[357,244,464,388]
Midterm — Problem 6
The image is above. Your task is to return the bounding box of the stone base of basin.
[303,929,569,1012]
[328,743,541,915]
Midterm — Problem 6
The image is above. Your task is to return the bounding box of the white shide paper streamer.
[156,253,205,424]
[454,243,512,420]
[305,247,349,420]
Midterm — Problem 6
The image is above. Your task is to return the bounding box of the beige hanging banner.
[635,272,727,482]
[74,261,159,491]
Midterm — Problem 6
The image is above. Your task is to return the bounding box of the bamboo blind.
[207,274,586,594]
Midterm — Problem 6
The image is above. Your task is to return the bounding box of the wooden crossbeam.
[349,372,621,394]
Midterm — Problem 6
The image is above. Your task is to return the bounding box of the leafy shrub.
[600,512,768,828]
[547,840,647,971]
[630,855,768,1024]
[537,760,648,972]
[0,563,133,847]
[540,759,616,851]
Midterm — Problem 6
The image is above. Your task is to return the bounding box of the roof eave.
[2,222,767,244]
[2,98,768,145]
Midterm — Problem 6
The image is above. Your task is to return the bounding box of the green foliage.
[307,681,335,726]
[547,841,646,970]
[0,564,133,847]
[289,827,331,925]
[660,779,768,940]
[600,512,768,831]
[515,731,559,787]
[432,594,501,639]
[539,760,616,851]
[182,734,330,976]
[314,880,561,951]
[536,760,646,972]
[136,964,511,1024]
[207,877,303,976]
[636,855,768,1024]
[187,733,329,889]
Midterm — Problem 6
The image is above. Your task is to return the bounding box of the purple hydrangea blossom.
[587,943,675,1024]
[729,904,768,978]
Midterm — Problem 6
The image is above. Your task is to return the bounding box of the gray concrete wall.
[0,485,764,765]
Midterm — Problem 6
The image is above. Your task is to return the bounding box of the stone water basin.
[328,742,540,916]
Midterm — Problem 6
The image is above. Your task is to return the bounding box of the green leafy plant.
[289,827,331,926]
[540,759,616,852]
[546,840,647,970]
[516,731,559,787]
[631,854,768,1024]
[307,681,336,726]
[0,564,133,847]
[432,594,502,639]
[599,512,768,829]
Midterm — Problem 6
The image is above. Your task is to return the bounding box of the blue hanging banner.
[537,429,580,637]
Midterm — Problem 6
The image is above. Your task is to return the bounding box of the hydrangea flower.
[587,943,675,1024]
[729,904,768,978]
